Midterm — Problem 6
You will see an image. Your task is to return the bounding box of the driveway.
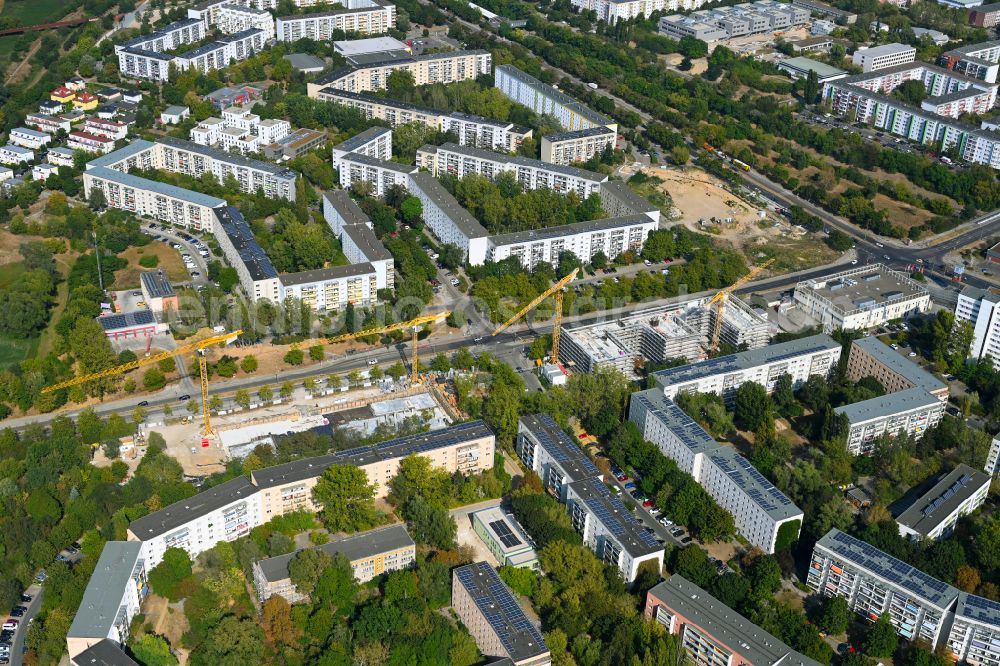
[142,224,212,286]
[8,585,42,666]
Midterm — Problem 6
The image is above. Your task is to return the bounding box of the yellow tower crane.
[318,311,451,384]
[42,330,243,435]
[492,268,578,365]
[708,259,774,354]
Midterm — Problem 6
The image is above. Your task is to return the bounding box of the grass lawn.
[0,262,24,289]
[1,0,70,25]
[0,335,39,367]
[115,242,190,287]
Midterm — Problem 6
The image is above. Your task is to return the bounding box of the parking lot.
[141,223,213,286]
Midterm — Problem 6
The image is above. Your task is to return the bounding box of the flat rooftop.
[96,309,156,331]
[631,390,719,456]
[599,180,659,215]
[214,205,279,281]
[650,575,823,666]
[129,475,259,541]
[850,337,947,393]
[519,413,600,483]
[279,262,375,287]
[779,56,847,78]
[252,420,493,489]
[343,223,391,261]
[454,562,548,662]
[87,138,155,170]
[834,386,941,424]
[568,477,663,557]
[408,171,489,239]
[795,264,929,316]
[489,215,652,247]
[140,270,175,299]
[543,126,616,142]
[956,592,1000,629]
[340,151,417,173]
[334,36,408,55]
[816,529,959,609]
[255,524,414,582]
[562,303,700,364]
[495,64,613,129]
[652,334,841,388]
[436,142,608,183]
[895,464,990,537]
[706,447,803,521]
[158,136,296,179]
[472,506,537,557]
[72,639,139,665]
[323,190,371,227]
[67,542,143,639]
[334,126,391,152]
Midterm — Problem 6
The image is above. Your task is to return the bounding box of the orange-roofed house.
[74,92,99,111]
[51,87,76,104]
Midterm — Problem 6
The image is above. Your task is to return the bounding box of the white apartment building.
[599,179,661,223]
[65,542,148,660]
[571,0,674,23]
[835,388,945,455]
[191,117,226,146]
[322,191,395,290]
[212,204,280,303]
[218,3,275,41]
[629,389,803,553]
[316,88,532,152]
[407,171,489,264]
[495,64,618,134]
[46,147,76,167]
[331,126,392,172]
[541,127,617,165]
[0,145,34,164]
[338,152,417,197]
[83,167,226,232]
[119,17,206,54]
[116,26,266,81]
[279,264,379,311]
[8,127,51,150]
[83,118,129,141]
[565,477,665,584]
[947,593,1000,666]
[793,264,931,331]
[808,529,960,648]
[851,43,917,71]
[276,0,397,41]
[32,163,58,182]
[308,50,492,97]
[155,137,297,200]
[452,563,551,666]
[418,142,608,198]
[68,131,116,154]
[25,113,71,134]
[955,285,1000,362]
[516,414,603,501]
[941,40,1000,84]
[651,334,843,402]
[986,436,1000,476]
[895,464,990,541]
[488,215,657,269]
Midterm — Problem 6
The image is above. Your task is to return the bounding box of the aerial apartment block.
[322,190,395,291]
[65,542,148,660]
[217,3,276,41]
[315,88,533,152]
[306,50,491,97]
[116,20,267,81]
[650,333,843,401]
[407,171,490,264]
[629,389,803,553]
[339,151,417,197]
[940,40,1000,84]
[495,65,618,135]
[252,525,416,603]
[516,413,602,501]
[793,264,931,331]
[659,0,810,41]
[645,574,824,666]
[8,127,52,150]
[970,3,1000,28]
[127,421,495,565]
[276,0,397,42]
[895,464,990,541]
[82,168,226,231]
[452,562,551,666]
[852,43,917,72]
[540,126,617,166]
[955,285,1000,362]
[331,126,392,172]
[418,142,608,198]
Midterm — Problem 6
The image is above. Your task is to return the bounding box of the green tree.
[258,385,273,403]
[671,145,690,165]
[400,196,423,223]
[143,367,167,391]
[734,382,773,432]
[130,634,178,666]
[387,69,416,98]
[309,344,325,361]
[234,389,251,410]
[199,616,266,665]
[430,354,451,372]
[311,464,379,532]
[406,497,457,548]
[284,348,304,365]
[314,553,359,613]
[147,548,192,600]
[802,68,819,104]
[240,355,258,373]
[387,362,407,380]
[863,614,898,657]
[812,595,850,635]
[280,381,295,399]
[289,547,333,599]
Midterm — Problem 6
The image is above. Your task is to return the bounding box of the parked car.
[642,499,654,508]
[19,595,30,604]
[679,536,693,545]
[8,609,24,619]
[617,473,628,481]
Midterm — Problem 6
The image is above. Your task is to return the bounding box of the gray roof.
[313,49,489,86]
[139,270,175,299]
[340,151,418,173]
[649,575,824,666]
[95,308,155,332]
[129,475,259,541]
[343,50,416,67]
[12,127,49,139]
[945,38,1000,57]
[71,639,140,666]
[833,386,942,424]
[254,524,414,583]
[318,87,443,117]
[67,542,143,639]
[158,136,296,179]
[408,171,489,239]
[778,56,847,78]
[653,334,841,388]
[213,205,278,281]
[279,262,375,286]
[850,337,946,393]
[519,413,600,483]
[122,17,202,49]
[252,420,493,489]
[600,180,658,214]
[706,447,803,521]
[815,529,960,609]
[840,60,983,89]
[543,126,616,142]
[489,215,653,247]
[631,390,719,455]
[567,477,663,557]
[343,223,391,262]
[334,126,392,153]
[895,464,990,537]
[956,592,1000,629]
[494,64,614,129]
[436,142,608,182]
[323,190,371,227]
[284,53,327,71]
[454,562,548,662]
[87,139,156,169]
[162,105,188,116]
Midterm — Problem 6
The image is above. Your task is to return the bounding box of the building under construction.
[558,296,771,375]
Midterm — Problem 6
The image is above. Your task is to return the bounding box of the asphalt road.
[8,585,42,666]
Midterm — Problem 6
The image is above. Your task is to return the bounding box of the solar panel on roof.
[489,520,523,549]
